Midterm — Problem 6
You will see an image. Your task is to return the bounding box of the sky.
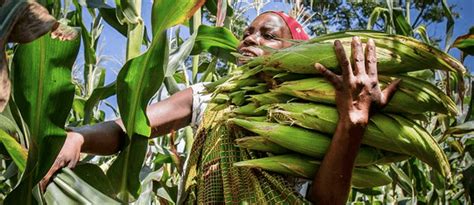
[82,0,474,119]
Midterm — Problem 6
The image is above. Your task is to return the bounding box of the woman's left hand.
[315,36,400,127]
[309,36,400,204]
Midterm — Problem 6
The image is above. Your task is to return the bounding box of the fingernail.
[353,36,360,41]
[314,63,323,70]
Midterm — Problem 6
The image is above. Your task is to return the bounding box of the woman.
[41,11,399,204]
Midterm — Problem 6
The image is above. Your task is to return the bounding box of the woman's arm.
[309,37,400,204]
[40,87,194,190]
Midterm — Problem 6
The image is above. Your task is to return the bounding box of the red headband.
[267,11,309,40]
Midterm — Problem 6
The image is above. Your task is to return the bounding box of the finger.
[314,63,342,89]
[351,36,365,75]
[40,156,67,191]
[380,79,401,106]
[67,155,79,168]
[365,38,377,77]
[334,40,353,80]
[67,160,76,168]
[40,164,60,192]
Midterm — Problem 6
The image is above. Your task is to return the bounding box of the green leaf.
[164,77,181,95]
[100,8,127,35]
[0,108,22,137]
[464,81,474,122]
[0,129,27,172]
[165,32,197,77]
[353,187,383,196]
[153,153,173,168]
[191,25,239,61]
[83,0,113,9]
[464,138,474,156]
[110,0,206,201]
[44,166,120,204]
[367,7,387,30]
[393,9,413,36]
[72,1,98,94]
[99,8,151,46]
[390,164,414,195]
[414,25,431,45]
[83,82,116,124]
[5,33,80,204]
[72,163,117,197]
[441,0,455,51]
[452,29,474,57]
[72,97,86,120]
[204,0,234,17]
[461,166,474,203]
[114,0,141,25]
[445,121,474,136]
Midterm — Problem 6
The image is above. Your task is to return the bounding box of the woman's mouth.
[241,51,256,57]
[239,47,260,57]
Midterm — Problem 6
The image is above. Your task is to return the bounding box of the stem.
[191,9,201,83]
[412,6,425,28]
[126,1,144,60]
[406,0,411,24]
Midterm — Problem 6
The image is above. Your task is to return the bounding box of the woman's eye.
[263,33,275,40]
[242,32,250,39]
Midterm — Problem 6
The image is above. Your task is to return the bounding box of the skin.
[40,13,399,204]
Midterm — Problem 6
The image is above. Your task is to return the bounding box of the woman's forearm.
[309,117,366,204]
[70,88,194,155]
[69,120,127,155]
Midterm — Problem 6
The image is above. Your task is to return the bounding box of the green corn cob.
[235,136,290,154]
[244,31,465,75]
[215,76,262,92]
[233,103,267,116]
[230,119,398,166]
[234,115,267,122]
[210,93,230,104]
[310,31,466,75]
[204,75,231,92]
[241,83,269,93]
[248,93,295,105]
[378,75,458,115]
[269,103,450,177]
[229,90,246,106]
[233,154,392,188]
[272,76,457,115]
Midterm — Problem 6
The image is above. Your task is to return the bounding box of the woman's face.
[237,13,293,61]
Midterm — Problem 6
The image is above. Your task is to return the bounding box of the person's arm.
[40,87,194,190]
[309,37,400,204]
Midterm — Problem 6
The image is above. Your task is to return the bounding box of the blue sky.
[85,0,474,119]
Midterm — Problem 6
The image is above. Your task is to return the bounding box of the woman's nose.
[243,33,260,46]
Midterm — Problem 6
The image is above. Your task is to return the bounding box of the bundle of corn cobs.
[204,31,466,188]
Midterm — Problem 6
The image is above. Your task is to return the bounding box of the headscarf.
[266,11,310,40]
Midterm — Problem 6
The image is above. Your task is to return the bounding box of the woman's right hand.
[39,131,84,191]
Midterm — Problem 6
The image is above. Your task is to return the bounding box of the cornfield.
[0,0,473,204]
